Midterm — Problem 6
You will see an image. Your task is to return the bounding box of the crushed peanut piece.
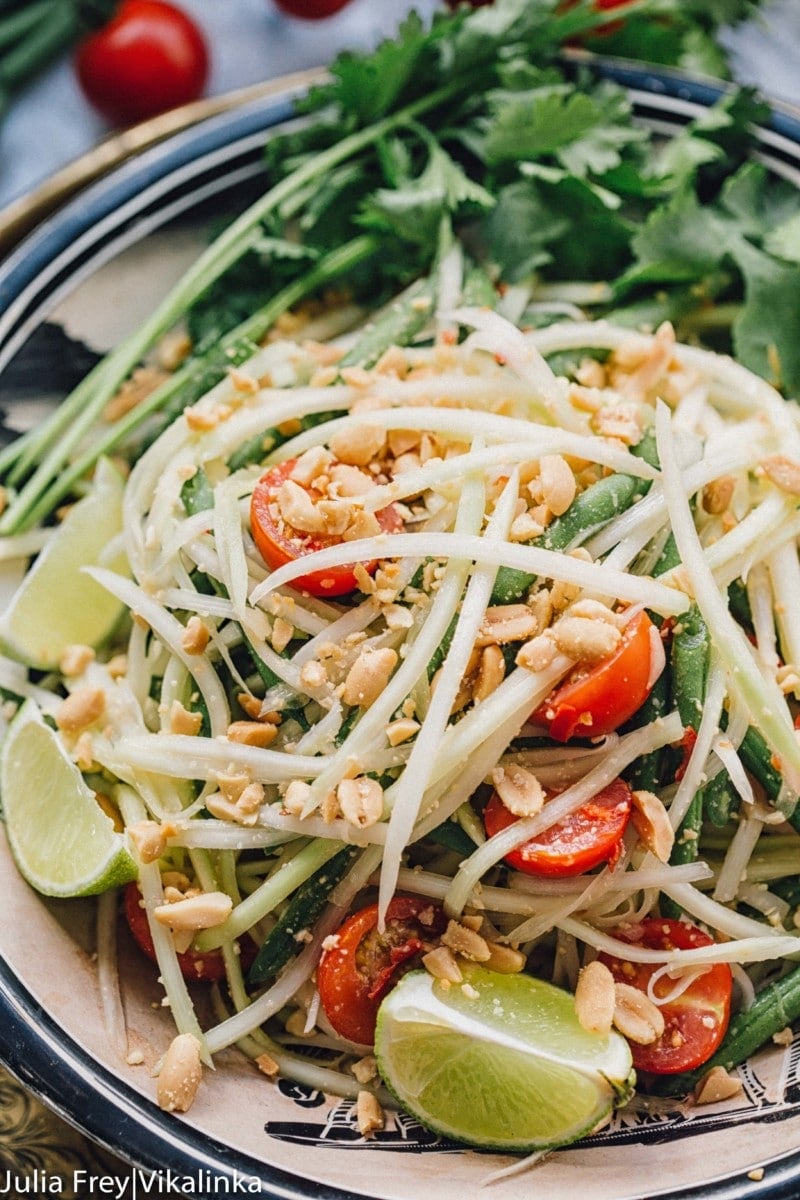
[761,455,800,496]
[157,1033,202,1113]
[492,763,545,818]
[575,961,616,1036]
[423,945,463,984]
[153,891,233,932]
[181,616,210,655]
[630,789,674,862]
[55,687,106,734]
[128,820,175,864]
[356,1090,384,1137]
[613,982,665,1045]
[386,717,420,746]
[168,700,203,736]
[351,1055,378,1084]
[59,644,95,677]
[336,775,384,828]
[474,644,505,702]
[693,1065,743,1105]
[702,475,736,515]
[484,943,526,974]
[441,919,491,962]
[271,617,294,653]
[329,424,385,467]
[554,615,621,663]
[226,720,278,748]
[477,604,539,647]
[255,1052,280,1078]
[539,455,576,516]
[342,646,398,708]
[516,632,557,673]
[283,779,312,815]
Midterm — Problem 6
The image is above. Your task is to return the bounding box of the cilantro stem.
[0,77,466,534]
[15,234,379,531]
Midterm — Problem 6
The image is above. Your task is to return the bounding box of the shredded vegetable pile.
[4,0,800,1160]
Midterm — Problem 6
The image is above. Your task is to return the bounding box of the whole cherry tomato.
[273,0,354,17]
[534,610,661,742]
[124,881,254,984]
[483,777,632,877]
[76,1,209,127]
[599,918,733,1075]
[317,896,447,1045]
[250,457,403,598]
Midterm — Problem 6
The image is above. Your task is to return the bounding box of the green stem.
[6,234,379,530]
[0,78,467,534]
[0,0,75,87]
[0,0,54,54]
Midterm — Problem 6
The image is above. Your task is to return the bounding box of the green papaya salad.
[3,0,800,1162]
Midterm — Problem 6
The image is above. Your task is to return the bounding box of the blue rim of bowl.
[2,60,800,1199]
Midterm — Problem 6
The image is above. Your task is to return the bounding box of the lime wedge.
[375,966,634,1152]
[0,457,128,669]
[1,700,136,897]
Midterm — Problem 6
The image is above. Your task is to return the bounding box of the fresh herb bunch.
[1,0,798,537]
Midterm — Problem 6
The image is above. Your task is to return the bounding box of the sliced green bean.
[491,433,658,605]
[247,845,359,987]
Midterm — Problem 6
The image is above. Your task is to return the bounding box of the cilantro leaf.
[360,132,494,249]
[729,240,800,393]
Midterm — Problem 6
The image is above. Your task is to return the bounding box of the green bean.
[647,962,800,1096]
[337,277,435,371]
[699,769,737,827]
[671,604,709,732]
[491,433,658,605]
[247,846,359,988]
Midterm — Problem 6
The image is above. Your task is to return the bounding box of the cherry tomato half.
[534,609,661,742]
[273,0,354,16]
[317,896,446,1045]
[599,918,733,1075]
[124,882,253,984]
[76,1,209,127]
[250,458,403,597]
[483,777,632,877]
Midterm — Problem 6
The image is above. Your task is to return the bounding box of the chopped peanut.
[554,615,621,663]
[168,700,203,736]
[342,646,398,708]
[423,945,463,984]
[539,455,576,516]
[182,616,210,655]
[702,475,736,515]
[484,942,526,974]
[630,789,674,862]
[575,961,616,1036]
[474,644,505,702]
[336,776,384,828]
[59,644,95,677]
[386,717,420,746]
[476,604,539,647]
[694,1066,743,1105]
[613,982,665,1045]
[226,720,278,748]
[356,1090,384,1136]
[128,820,175,864]
[157,1033,202,1113]
[55,687,105,734]
[441,919,491,962]
[153,891,233,932]
[761,455,800,496]
[491,764,545,818]
[329,424,386,467]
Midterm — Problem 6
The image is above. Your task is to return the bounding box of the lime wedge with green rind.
[1,699,136,897]
[0,457,128,670]
[375,966,634,1152]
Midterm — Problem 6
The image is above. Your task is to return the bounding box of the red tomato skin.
[535,610,659,742]
[124,882,251,984]
[599,918,733,1075]
[317,896,446,1045]
[483,778,632,878]
[250,458,403,597]
[273,0,353,16]
[76,1,209,127]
